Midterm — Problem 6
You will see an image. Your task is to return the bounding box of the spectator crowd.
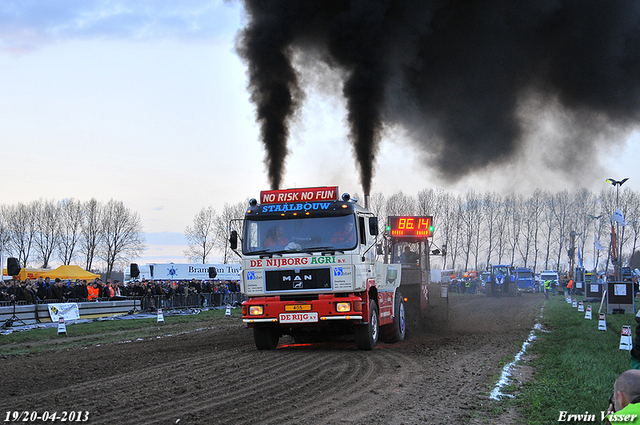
[0,276,241,309]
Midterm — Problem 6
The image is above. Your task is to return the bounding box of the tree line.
[0,199,145,278]
[367,187,640,274]
[188,187,640,276]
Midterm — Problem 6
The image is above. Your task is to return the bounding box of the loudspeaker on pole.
[130,263,140,279]
[7,257,20,276]
[209,267,217,279]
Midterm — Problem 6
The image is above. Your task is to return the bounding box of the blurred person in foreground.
[607,369,640,424]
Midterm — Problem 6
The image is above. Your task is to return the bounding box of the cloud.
[0,0,241,53]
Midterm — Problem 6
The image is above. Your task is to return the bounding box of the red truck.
[230,186,405,350]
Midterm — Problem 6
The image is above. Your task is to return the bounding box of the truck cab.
[234,187,405,350]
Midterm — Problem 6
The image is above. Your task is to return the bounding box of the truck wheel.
[380,291,406,343]
[355,300,379,350]
[254,325,279,350]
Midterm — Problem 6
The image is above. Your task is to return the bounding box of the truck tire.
[254,325,279,350]
[354,300,379,350]
[380,291,406,343]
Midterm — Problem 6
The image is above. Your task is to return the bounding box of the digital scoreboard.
[387,216,433,238]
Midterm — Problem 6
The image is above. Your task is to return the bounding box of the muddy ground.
[0,294,544,425]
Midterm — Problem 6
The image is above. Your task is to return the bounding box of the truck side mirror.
[229,230,238,250]
[369,217,379,236]
[376,244,383,255]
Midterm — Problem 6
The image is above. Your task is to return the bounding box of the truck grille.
[265,268,332,292]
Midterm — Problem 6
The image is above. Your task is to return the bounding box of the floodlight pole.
[589,215,602,272]
[607,178,629,281]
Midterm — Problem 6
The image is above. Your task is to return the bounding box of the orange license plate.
[284,304,311,311]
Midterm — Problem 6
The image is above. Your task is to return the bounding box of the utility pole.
[606,178,629,281]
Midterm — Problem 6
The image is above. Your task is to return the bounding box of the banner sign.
[151,263,241,281]
[260,186,339,205]
[48,303,80,322]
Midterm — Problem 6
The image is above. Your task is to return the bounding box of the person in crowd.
[100,280,111,298]
[543,279,551,300]
[24,283,40,304]
[87,281,100,301]
[62,280,76,301]
[77,280,89,300]
[607,369,640,424]
[13,279,27,302]
[49,278,64,301]
[0,280,10,301]
[222,281,232,305]
[35,277,50,301]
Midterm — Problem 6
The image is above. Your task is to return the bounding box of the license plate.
[284,304,311,311]
[279,312,318,323]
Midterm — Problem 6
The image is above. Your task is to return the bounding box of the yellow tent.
[2,268,51,280]
[2,265,100,281]
[40,265,100,281]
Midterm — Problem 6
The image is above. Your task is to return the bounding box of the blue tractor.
[488,265,516,297]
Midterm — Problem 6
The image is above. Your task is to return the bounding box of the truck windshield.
[242,215,358,255]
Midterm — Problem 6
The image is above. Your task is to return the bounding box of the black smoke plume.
[236,0,640,193]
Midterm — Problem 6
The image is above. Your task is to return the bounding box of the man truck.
[230,186,406,350]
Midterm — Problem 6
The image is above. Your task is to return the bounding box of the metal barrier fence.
[141,292,245,312]
[0,292,246,311]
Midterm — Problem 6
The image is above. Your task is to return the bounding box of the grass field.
[515,295,636,424]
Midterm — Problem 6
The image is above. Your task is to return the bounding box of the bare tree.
[482,192,501,268]
[215,201,246,264]
[550,190,572,273]
[6,202,37,267]
[80,198,102,271]
[435,190,457,270]
[184,206,218,264]
[0,205,11,261]
[572,189,597,269]
[626,191,640,263]
[459,191,480,272]
[34,199,60,268]
[494,199,509,265]
[100,200,145,279]
[505,194,522,267]
[368,192,386,225]
[58,198,84,265]
[385,191,416,216]
[522,190,544,272]
[540,191,556,270]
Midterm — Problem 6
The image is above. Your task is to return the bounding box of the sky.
[2,1,640,267]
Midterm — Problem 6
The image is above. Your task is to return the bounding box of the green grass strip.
[520,297,633,424]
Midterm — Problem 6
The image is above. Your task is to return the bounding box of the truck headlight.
[249,305,264,316]
[336,302,351,313]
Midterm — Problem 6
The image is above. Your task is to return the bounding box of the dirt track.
[0,294,544,425]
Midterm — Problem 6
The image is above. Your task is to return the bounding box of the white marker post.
[57,317,67,336]
[620,325,633,350]
[598,313,607,331]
